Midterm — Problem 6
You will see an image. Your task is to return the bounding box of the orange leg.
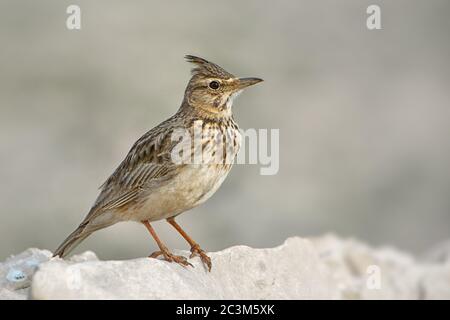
[142,220,192,268]
[167,217,212,271]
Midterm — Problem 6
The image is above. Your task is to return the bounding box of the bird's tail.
[53,224,92,258]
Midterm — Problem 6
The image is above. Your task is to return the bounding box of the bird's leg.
[166,217,212,271]
[141,220,192,268]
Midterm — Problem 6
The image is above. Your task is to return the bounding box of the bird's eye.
[209,81,220,90]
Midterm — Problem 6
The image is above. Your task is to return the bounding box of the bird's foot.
[150,249,193,268]
[190,244,212,272]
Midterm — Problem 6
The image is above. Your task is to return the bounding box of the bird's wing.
[80,119,187,225]
[98,162,174,211]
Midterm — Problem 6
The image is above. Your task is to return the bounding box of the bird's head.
[183,55,263,117]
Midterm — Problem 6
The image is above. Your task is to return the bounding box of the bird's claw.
[149,250,193,268]
[190,244,212,271]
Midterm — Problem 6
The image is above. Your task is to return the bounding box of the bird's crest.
[185,55,234,79]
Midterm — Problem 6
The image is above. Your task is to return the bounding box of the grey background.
[1,0,449,260]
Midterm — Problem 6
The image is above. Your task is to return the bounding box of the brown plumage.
[53,55,263,271]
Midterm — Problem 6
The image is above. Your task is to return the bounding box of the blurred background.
[1,0,449,260]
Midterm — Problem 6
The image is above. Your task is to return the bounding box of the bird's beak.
[236,77,263,90]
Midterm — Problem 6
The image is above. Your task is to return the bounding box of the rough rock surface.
[0,248,52,300]
[1,235,449,299]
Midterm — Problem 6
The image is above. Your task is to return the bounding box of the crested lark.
[53,55,262,271]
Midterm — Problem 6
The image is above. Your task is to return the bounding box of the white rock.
[311,234,422,299]
[1,235,450,300]
[0,248,52,299]
[420,265,450,300]
[30,237,338,300]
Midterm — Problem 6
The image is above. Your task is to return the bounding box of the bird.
[53,55,263,271]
